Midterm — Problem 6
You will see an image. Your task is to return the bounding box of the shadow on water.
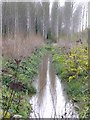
[30,54,79,118]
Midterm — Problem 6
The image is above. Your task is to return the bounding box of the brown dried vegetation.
[2,33,44,59]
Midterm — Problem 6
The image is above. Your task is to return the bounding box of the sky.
[50,0,90,6]
[1,0,90,2]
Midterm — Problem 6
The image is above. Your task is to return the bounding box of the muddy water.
[30,55,79,118]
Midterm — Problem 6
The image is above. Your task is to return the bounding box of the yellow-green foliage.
[52,44,88,118]
[64,45,88,82]
[65,45,88,118]
[0,109,11,119]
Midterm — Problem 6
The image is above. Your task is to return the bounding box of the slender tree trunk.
[56,7,59,43]
[88,2,90,118]
[0,2,2,39]
[88,2,90,65]
[26,3,30,38]
[15,3,18,39]
[0,2,2,76]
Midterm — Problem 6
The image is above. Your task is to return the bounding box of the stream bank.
[51,45,88,118]
[30,55,79,118]
[1,46,48,118]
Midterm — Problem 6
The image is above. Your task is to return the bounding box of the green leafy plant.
[52,44,88,118]
[2,46,48,118]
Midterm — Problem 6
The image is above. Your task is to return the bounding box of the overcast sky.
[0,0,90,2]
[50,0,90,6]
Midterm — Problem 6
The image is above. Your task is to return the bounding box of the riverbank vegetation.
[1,46,48,118]
[1,42,88,118]
[52,42,88,118]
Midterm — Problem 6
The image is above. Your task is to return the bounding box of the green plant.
[2,46,48,118]
[52,44,88,118]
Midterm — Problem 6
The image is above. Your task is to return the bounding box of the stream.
[30,55,79,118]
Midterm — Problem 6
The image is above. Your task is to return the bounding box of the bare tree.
[51,2,59,41]
[88,1,90,73]
[42,2,50,39]
[2,2,15,38]
[72,3,82,33]
[0,2,2,38]
[63,2,73,36]
[58,6,63,36]
[17,3,27,37]
[35,2,43,35]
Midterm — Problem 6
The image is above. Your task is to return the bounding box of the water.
[30,55,79,118]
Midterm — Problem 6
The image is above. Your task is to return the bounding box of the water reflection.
[30,55,79,118]
[37,55,48,109]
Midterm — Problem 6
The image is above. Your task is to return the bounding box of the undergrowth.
[1,46,48,118]
[52,44,89,118]
[0,43,89,118]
